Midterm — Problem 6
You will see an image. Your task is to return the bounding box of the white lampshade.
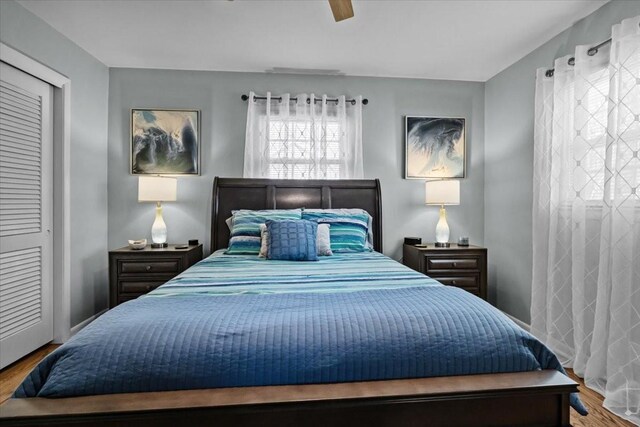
[138,176,177,202]
[425,180,460,206]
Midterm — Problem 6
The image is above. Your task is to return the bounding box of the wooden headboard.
[211,177,382,253]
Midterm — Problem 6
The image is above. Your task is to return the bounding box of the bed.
[0,178,584,427]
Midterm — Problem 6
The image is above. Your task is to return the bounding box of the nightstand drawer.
[119,279,168,294]
[118,259,180,275]
[426,257,480,271]
[433,275,479,288]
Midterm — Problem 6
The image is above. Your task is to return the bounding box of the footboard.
[0,370,577,427]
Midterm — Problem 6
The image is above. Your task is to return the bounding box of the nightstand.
[403,243,487,300]
[109,244,203,308]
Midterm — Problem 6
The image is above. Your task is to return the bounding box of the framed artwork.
[405,116,466,179]
[131,109,200,175]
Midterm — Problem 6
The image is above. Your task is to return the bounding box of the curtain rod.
[544,19,640,78]
[545,37,612,77]
[241,94,369,105]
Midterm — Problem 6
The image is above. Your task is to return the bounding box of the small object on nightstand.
[127,239,147,250]
[188,239,199,246]
[175,245,188,249]
[404,237,422,245]
[458,236,469,246]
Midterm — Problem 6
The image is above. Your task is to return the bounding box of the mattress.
[14,251,586,414]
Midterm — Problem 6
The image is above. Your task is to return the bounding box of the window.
[577,61,640,202]
[243,93,363,179]
[266,118,342,179]
[578,69,610,201]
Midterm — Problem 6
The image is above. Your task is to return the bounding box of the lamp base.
[434,242,451,248]
[151,242,168,248]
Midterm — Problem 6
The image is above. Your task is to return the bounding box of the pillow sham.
[301,210,372,253]
[266,219,318,261]
[259,223,332,258]
[226,209,302,254]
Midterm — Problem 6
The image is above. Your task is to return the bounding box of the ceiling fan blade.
[328,0,354,22]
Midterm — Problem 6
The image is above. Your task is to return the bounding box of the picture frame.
[131,108,200,175]
[405,116,466,179]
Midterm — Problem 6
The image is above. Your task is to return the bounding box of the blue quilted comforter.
[14,251,586,414]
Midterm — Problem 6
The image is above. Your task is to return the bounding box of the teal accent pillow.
[301,210,371,253]
[266,220,318,261]
[226,209,302,254]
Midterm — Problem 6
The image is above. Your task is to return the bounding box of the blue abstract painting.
[405,116,465,179]
[131,109,199,175]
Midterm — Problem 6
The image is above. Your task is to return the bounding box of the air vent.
[265,67,345,76]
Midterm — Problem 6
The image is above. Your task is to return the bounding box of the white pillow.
[259,223,332,258]
[315,223,332,256]
[259,223,269,258]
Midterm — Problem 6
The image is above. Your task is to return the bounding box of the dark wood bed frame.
[0,178,578,427]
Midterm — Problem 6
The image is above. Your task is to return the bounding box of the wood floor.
[566,369,635,427]
[0,344,59,404]
[0,345,634,426]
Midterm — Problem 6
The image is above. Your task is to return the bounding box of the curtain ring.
[587,48,598,56]
[306,98,311,104]
[545,69,554,78]
[568,57,575,66]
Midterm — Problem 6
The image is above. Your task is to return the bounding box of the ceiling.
[18,0,608,82]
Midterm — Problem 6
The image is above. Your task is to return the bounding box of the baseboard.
[503,312,531,332]
[69,309,107,337]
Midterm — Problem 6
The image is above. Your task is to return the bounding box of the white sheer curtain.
[243,92,363,179]
[532,16,640,423]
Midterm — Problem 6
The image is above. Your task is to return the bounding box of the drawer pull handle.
[146,285,151,291]
[452,280,457,285]
[452,263,457,267]
[146,265,152,271]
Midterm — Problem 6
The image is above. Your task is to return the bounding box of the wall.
[484,0,640,323]
[108,70,485,259]
[0,1,110,327]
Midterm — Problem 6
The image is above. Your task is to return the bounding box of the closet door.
[0,62,53,369]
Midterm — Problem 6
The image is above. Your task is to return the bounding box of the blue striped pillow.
[301,210,371,253]
[227,209,302,254]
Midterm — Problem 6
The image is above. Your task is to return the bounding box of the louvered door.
[0,62,53,369]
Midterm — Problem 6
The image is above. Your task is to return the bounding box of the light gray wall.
[108,69,485,259]
[484,0,640,323]
[0,1,110,326]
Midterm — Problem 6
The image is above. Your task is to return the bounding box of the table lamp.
[425,180,460,247]
[138,176,177,248]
